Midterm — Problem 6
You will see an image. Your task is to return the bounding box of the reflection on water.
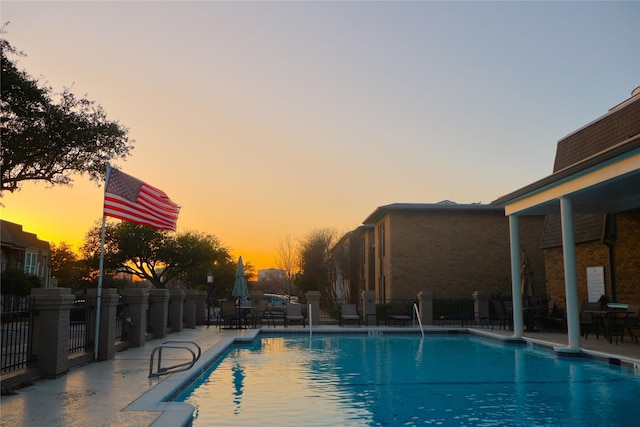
[176,335,640,426]
[232,362,245,414]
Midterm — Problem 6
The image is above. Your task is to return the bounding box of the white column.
[509,215,524,337]
[560,197,581,350]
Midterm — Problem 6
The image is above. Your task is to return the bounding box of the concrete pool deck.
[1,325,638,427]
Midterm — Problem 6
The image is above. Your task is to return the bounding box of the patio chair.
[581,302,605,339]
[624,304,639,343]
[491,300,511,330]
[219,300,242,330]
[386,303,411,326]
[542,300,566,332]
[250,299,269,328]
[284,304,306,328]
[339,304,361,327]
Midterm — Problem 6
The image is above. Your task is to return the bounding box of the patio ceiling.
[493,136,640,216]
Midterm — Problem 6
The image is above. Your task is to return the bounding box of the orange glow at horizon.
[0,180,280,272]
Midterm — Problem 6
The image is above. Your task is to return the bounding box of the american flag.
[103,168,180,231]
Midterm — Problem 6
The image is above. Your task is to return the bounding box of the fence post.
[195,291,207,325]
[31,288,75,378]
[122,288,148,347]
[169,290,185,333]
[149,289,170,339]
[418,291,433,325]
[362,290,377,326]
[305,291,320,326]
[183,290,198,329]
[87,288,119,361]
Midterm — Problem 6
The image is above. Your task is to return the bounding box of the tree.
[0,34,132,195]
[50,242,91,290]
[275,235,299,296]
[297,228,337,309]
[82,221,229,290]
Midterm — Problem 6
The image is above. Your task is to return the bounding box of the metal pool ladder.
[149,340,201,377]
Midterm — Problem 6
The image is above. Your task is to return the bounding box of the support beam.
[560,197,581,350]
[509,215,524,337]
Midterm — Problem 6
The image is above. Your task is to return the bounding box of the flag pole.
[94,164,111,360]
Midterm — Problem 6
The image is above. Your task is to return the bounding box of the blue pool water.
[175,334,640,426]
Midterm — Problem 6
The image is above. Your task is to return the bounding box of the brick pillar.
[31,288,75,378]
[306,291,320,326]
[418,291,433,325]
[169,290,185,333]
[123,288,148,347]
[195,291,207,325]
[183,290,198,329]
[87,288,119,361]
[362,290,377,326]
[473,290,490,324]
[149,289,170,339]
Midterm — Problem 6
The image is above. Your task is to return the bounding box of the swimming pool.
[174,333,640,426]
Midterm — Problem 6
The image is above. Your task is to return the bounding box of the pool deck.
[1,325,638,427]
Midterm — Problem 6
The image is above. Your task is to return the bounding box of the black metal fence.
[69,295,93,354]
[1,295,36,373]
[433,298,475,326]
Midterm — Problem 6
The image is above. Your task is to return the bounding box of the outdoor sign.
[586,266,605,302]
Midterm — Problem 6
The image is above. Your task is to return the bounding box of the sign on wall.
[586,266,605,303]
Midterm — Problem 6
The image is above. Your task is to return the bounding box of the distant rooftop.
[362,201,503,224]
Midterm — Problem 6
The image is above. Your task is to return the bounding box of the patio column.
[560,197,581,350]
[509,215,524,337]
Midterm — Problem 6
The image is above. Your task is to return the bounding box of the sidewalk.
[0,326,247,427]
[1,325,638,427]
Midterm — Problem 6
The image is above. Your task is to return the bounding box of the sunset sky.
[1,1,638,272]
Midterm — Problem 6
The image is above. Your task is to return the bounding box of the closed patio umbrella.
[232,256,249,299]
[521,250,535,305]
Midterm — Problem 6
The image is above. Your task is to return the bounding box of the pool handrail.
[413,303,424,337]
[149,340,202,378]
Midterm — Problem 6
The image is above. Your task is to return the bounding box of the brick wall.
[379,209,545,299]
[543,209,640,305]
[614,210,640,303]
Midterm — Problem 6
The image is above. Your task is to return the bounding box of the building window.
[25,252,37,276]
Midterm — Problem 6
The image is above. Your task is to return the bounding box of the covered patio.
[493,88,640,351]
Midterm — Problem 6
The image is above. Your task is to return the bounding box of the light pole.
[206,272,214,327]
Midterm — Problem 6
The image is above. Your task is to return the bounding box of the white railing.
[413,303,424,337]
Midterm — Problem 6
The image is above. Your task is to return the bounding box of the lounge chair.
[386,303,411,326]
[339,304,361,327]
[284,304,305,328]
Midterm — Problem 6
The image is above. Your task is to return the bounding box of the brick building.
[358,201,546,301]
[493,87,640,349]
[0,220,51,289]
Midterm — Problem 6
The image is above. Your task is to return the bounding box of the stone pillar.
[306,291,321,326]
[169,290,185,333]
[362,290,377,326]
[195,291,207,325]
[31,288,75,378]
[87,288,120,361]
[183,290,198,329]
[473,291,490,324]
[418,291,433,325]
[149,289,170,339]
[122,288,148,347]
